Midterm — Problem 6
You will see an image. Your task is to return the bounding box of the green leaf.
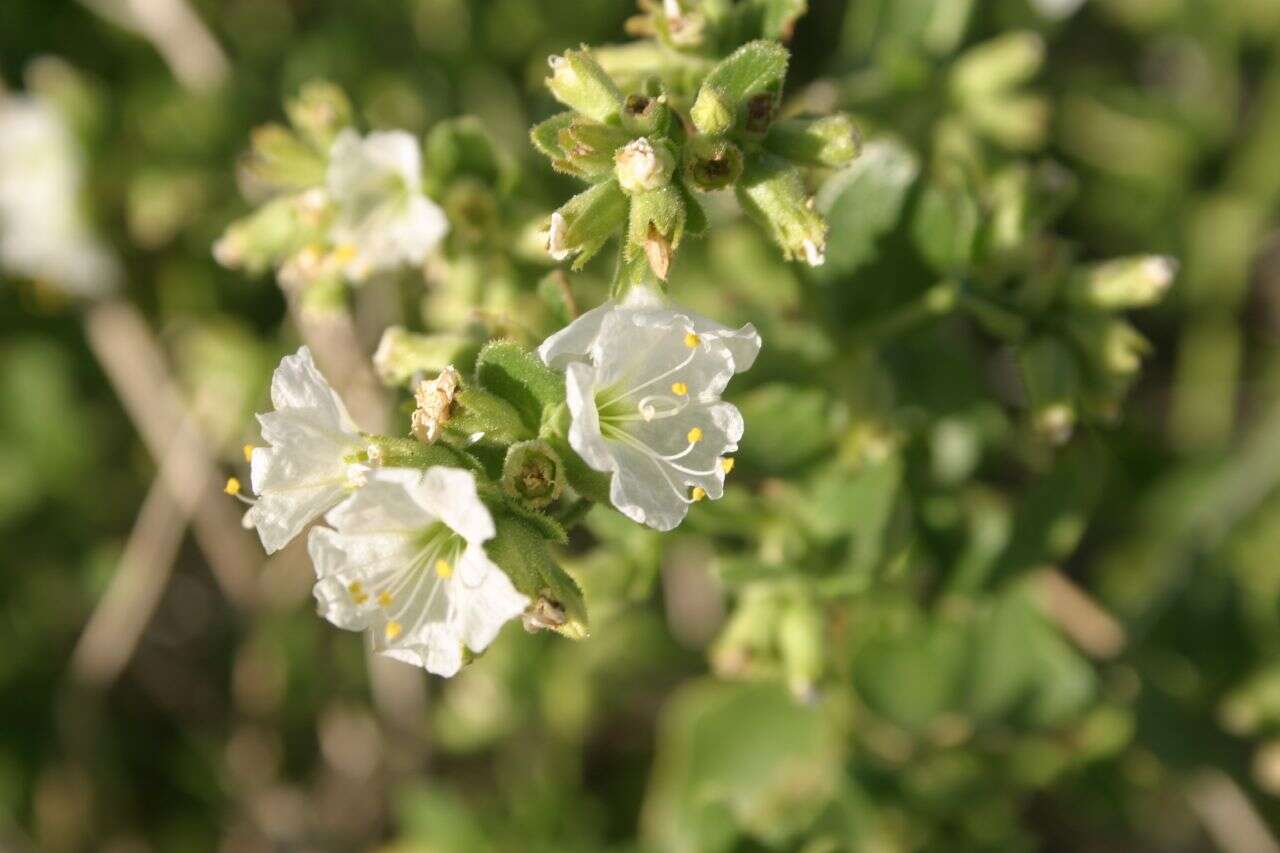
[698,40,789,114]
[738,384,834,473]
[816,138,920,276]
[544,431,613,505]
[488,513,588,639]
[475,341,566,433]
[912,179,979,274]
[642,681,840,853]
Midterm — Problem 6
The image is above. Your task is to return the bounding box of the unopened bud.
[661,0,706,47]
[546,49,623,125]
[683,136,743,191]
[545,179,629,268]
[778,596,824,702]
[411,366,462,444]
[690,85,734,135]
[502,440,566,509]
[1069,316,1150,377]
[373,326,473,386]
[626,185,687,280]
[284,81,353,152]
[621,93,672,137]
[1068,256,1178,310]
[1018,337,1080,445]
[765,114,862,168]
[951,31,1046,98]
[736,153,827,266]
[615,137,676,193]
[557,119,630,179]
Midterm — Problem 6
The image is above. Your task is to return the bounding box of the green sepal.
[530,111,578,171]
[244,123,327,192]
[476,340,566,433]
[551,179,629,269]
[488,513,589,640]
[542,403,613,505]
[764,114,862,169]
[480,483,569,545]
[360,435,483,474]
[444,387,534,447]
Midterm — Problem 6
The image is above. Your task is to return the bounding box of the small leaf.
[816,138,920,276]
[912,178,980,274]
[476,340,566,433]
[489,513,588,639]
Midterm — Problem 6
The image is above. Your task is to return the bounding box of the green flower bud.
[244,124,327,192]
[546,179,629,269]
[615,137,676,194]
[690,85,734,135]
[951,31,1046,99]
[778,596,824,702]
[710,586,781,679]
[546,48,623,125]
[502,440,566,509]
[736,153,827,266]
[627,184,687,280]
[1069,315,1151,377]
[1018,337,1080,445]
[1067,256,1178,310]
[284,81,353,152]
[683,136,744,191]
[559,119,632,178]
[765,114,863,168]
[620,93,671,137]
[213,190,330,276]
[372,326,475,387]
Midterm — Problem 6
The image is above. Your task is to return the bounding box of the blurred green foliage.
[4,0,1280,851]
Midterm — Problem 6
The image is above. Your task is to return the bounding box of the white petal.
[538,299,615,369]
[412,467,495,545]
[250,481,351,554]
[323,468,434,533]
[565,362,615,474]
[452,544,529,651]
[268,346,360,433]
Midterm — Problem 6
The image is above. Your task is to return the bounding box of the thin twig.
[69,434,190,685]
[84,300,259,608]
[79,0,229,91]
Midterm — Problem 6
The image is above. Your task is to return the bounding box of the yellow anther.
[684,331,700,348]
[435,559,454,579]
[671,381,689,396]
[348,581,368,605]
[385,621,402,640]
[333,243,358,263]
[243,444,255,463]
[691,486,707,502]
[224,477,241,496]
[377,591,393,607]
[720,457,735,474]
[687,427,703,444]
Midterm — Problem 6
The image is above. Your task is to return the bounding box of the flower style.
[0,95,120,297]
[308,467,529,676]
[539,286,761,531]
[326,128,448,281]
[248,346,367,553]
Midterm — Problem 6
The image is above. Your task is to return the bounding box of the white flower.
[539,286,761,531]
[0,95,119,297]
[326,128,448,282]
[248,346,367,553]
[308,467,529,676]
[615,137,673,193]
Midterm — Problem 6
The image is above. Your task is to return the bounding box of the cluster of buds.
[1017,256,1176,443]
[532,40,861,285]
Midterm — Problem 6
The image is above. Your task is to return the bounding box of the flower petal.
[452,544,529,651]
[538,298,614,369]
[267,346,360,434]
[412,467,495,545]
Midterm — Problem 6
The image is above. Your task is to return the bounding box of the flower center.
[344,521,466,642]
